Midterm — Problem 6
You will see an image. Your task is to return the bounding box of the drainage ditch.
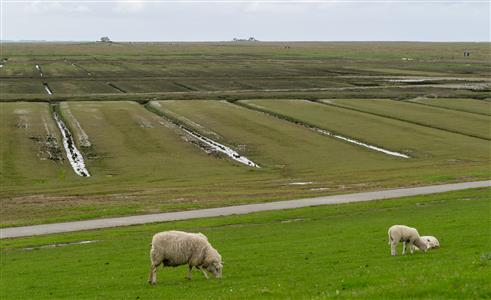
[51,104,90,177]
[144,102,260,168]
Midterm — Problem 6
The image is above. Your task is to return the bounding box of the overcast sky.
[1,0,489,42]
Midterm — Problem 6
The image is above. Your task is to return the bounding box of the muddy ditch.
[65,60,92,76]
[51,104,90,177]
[107,82,127,93]
[233,101,410,159]
[145,102,260,168]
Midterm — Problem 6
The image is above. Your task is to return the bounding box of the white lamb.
[414,236,440,251]
[148,230,223,285]
[388,225,428,256]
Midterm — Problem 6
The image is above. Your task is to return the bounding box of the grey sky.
[1,1,490,42]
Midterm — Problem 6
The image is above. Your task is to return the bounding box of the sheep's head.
[206,260,223,278]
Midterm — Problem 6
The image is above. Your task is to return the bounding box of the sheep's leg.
[409,241,415,254]
[390,242,398,256]
[186,265,193,280]
[199,266,209,279]
[402,242,406,255]
[148,262,160,285]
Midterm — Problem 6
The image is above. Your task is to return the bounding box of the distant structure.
[233,37,258,42]
[463,51,471,57]
[100,36,111,43]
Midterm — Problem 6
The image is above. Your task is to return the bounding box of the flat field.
[0,42,490,227]
[409,98,491,116]
[321,98,490,140]
[1,188,489,299]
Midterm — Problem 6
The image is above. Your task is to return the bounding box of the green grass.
[1,188,489,299]
[242,99,490,161]
[1,42,490,99]
[1,99,489,227]
[323,98,490,140]
[408,98,491,116]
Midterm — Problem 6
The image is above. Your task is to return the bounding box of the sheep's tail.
[388,232,392,245]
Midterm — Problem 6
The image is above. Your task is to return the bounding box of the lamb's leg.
[199,266,209,279]
[186,265,193,280]
[390,242,398,256]
[148,263,160,285]
[409,241,415,254]
[402,242,406,255]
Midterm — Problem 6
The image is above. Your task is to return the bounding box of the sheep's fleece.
[148,230,223,284]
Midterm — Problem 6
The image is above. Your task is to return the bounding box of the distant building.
[233,37,259,42]
[100,36,111,43]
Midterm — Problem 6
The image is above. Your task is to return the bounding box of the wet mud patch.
[21,240,98,251]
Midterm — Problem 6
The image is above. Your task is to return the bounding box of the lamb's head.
[204,247,223,278]
[415,237,429,252]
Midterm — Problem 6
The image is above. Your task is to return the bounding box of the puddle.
[388,79,426,83]
[43,83,53,95]
[281,218,306,223]
[23,240,98,251]
[53,110,90,176]
[35,64,43,77]
[289,182,313,185]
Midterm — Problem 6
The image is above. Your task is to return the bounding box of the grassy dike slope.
[1,188,489,299]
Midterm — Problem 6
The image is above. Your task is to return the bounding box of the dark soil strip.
[107,82,127,93]
[172,81,197,91]
[313,100,490,141]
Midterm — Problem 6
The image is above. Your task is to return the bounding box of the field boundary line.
[1,181,489,239]
[313,100,491,141]
[403,99,491,117]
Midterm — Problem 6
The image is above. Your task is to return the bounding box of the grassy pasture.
[409,98,491,116]
[1,188,489,299]
[1,99,490,227]
[1,42,490,99]
[0,102,77,190]
[323,98,491,140]
[241,99,490,161]
[1,42,490,227]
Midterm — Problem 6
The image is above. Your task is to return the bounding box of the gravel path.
[1,180,489,239]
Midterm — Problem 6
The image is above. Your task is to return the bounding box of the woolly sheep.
[388,225,428,256]
[148,230,223,285]
[414,235,440,251]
